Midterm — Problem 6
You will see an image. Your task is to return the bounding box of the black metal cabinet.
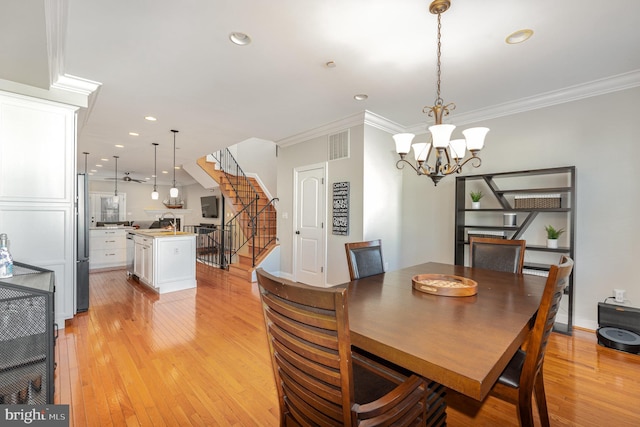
[0,262,56,404]
[455,166,576,334]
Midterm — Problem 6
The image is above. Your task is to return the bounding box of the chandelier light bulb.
[412,143,430,162]
[170,187,179,198]
[393,133,415,155]
[463,127,490,152]
[151,190,159,200]
[449,139,466,160]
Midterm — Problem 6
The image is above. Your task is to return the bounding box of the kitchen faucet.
[160,211,177,235]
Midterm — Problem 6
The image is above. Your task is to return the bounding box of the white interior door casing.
[294,164,326,286]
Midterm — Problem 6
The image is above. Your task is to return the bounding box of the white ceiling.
[2,0,640,186]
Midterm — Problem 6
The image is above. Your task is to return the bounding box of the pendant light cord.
[171,130,178,189]
[152,143,158,191]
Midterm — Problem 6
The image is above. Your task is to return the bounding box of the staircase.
[196,152,277,281]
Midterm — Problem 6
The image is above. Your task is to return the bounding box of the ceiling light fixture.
[229,32,251,46]
[169,130,179,198]
[151,143,159,200]
[145,116,157,121]
[506,29,534,44]
[113,155,119,202]
[354,94,368,101]
[393,0,489,186]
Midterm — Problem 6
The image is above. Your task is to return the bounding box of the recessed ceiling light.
[162,170,169,174]
[96,164,103,167]
[145,116,157,121]
[90,169,97,173]
[101,158,109,162]
[506,29,534,44]
[326,61,336,68]
[129,132,139,136]
[229,32,251,46]
[115,144,124,148]
[354,94,368,101]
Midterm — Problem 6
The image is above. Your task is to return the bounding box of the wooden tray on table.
[412,274,478,297]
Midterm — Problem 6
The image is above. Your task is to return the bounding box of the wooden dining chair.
[345,239,384,280]
[490,255,574,427]
[256,268,440,426]
[469,236,526,274]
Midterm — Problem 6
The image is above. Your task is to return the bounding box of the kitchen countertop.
[133,229,196,238]
[90,226,134,230]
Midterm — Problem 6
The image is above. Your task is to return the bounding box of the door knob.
[295,231,300,235]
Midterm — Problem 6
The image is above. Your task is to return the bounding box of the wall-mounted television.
[201,196,219,218]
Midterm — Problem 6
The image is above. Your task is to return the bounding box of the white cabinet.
[132,232,196,293]
[90,229,127,270]
[133,234,154,287]
[0,91,77,326]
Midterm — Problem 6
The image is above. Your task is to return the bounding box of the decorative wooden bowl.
[412,274,478,297]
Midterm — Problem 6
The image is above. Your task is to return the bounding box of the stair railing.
[211,149,277,267]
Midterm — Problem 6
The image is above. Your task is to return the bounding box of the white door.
[294,164,326,286]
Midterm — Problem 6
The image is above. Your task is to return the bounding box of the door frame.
[292,162,327,286]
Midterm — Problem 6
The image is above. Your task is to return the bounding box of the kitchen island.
[132,230,197,294]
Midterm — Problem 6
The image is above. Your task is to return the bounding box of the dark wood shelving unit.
[455,166,576,334]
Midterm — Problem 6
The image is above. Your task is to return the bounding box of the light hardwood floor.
[55,265,640,426]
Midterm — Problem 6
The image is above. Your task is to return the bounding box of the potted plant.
[470,191,483,209]
[545,225,565,248]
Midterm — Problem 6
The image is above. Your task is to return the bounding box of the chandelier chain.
[435,12,443,107]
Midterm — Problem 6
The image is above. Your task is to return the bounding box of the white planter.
[547,239,558,249]
[471,201,481,210]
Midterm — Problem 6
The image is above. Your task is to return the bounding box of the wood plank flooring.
[55,265,640,426]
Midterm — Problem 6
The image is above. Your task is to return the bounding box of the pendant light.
[169,130,179,198]
[82,152,90,174]
[112,155,119,203]
[151,143,159,200]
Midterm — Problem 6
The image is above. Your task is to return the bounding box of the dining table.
[347,261,548,402]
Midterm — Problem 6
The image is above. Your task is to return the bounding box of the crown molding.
[406,69,640,133]
[278,70,640,144]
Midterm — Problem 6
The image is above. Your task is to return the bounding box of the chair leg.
[517,392,535,427]
[533,371,550,427]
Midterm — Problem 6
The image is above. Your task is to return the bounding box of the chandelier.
[394,0,489,186]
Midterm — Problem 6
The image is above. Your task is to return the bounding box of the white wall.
[89,180,173,224]
[235,138,278,197]
[363,126,404,272]
[398,87,640,330]
[278,126,365,285]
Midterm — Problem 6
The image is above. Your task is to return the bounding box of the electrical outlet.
[614,289,626,303]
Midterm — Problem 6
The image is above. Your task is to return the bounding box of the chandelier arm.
[396,159,435,176]
[455,154,483,170]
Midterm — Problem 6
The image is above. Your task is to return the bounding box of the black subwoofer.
[597,302,640,354]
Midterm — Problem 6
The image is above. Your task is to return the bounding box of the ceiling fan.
[105,172,146,183]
